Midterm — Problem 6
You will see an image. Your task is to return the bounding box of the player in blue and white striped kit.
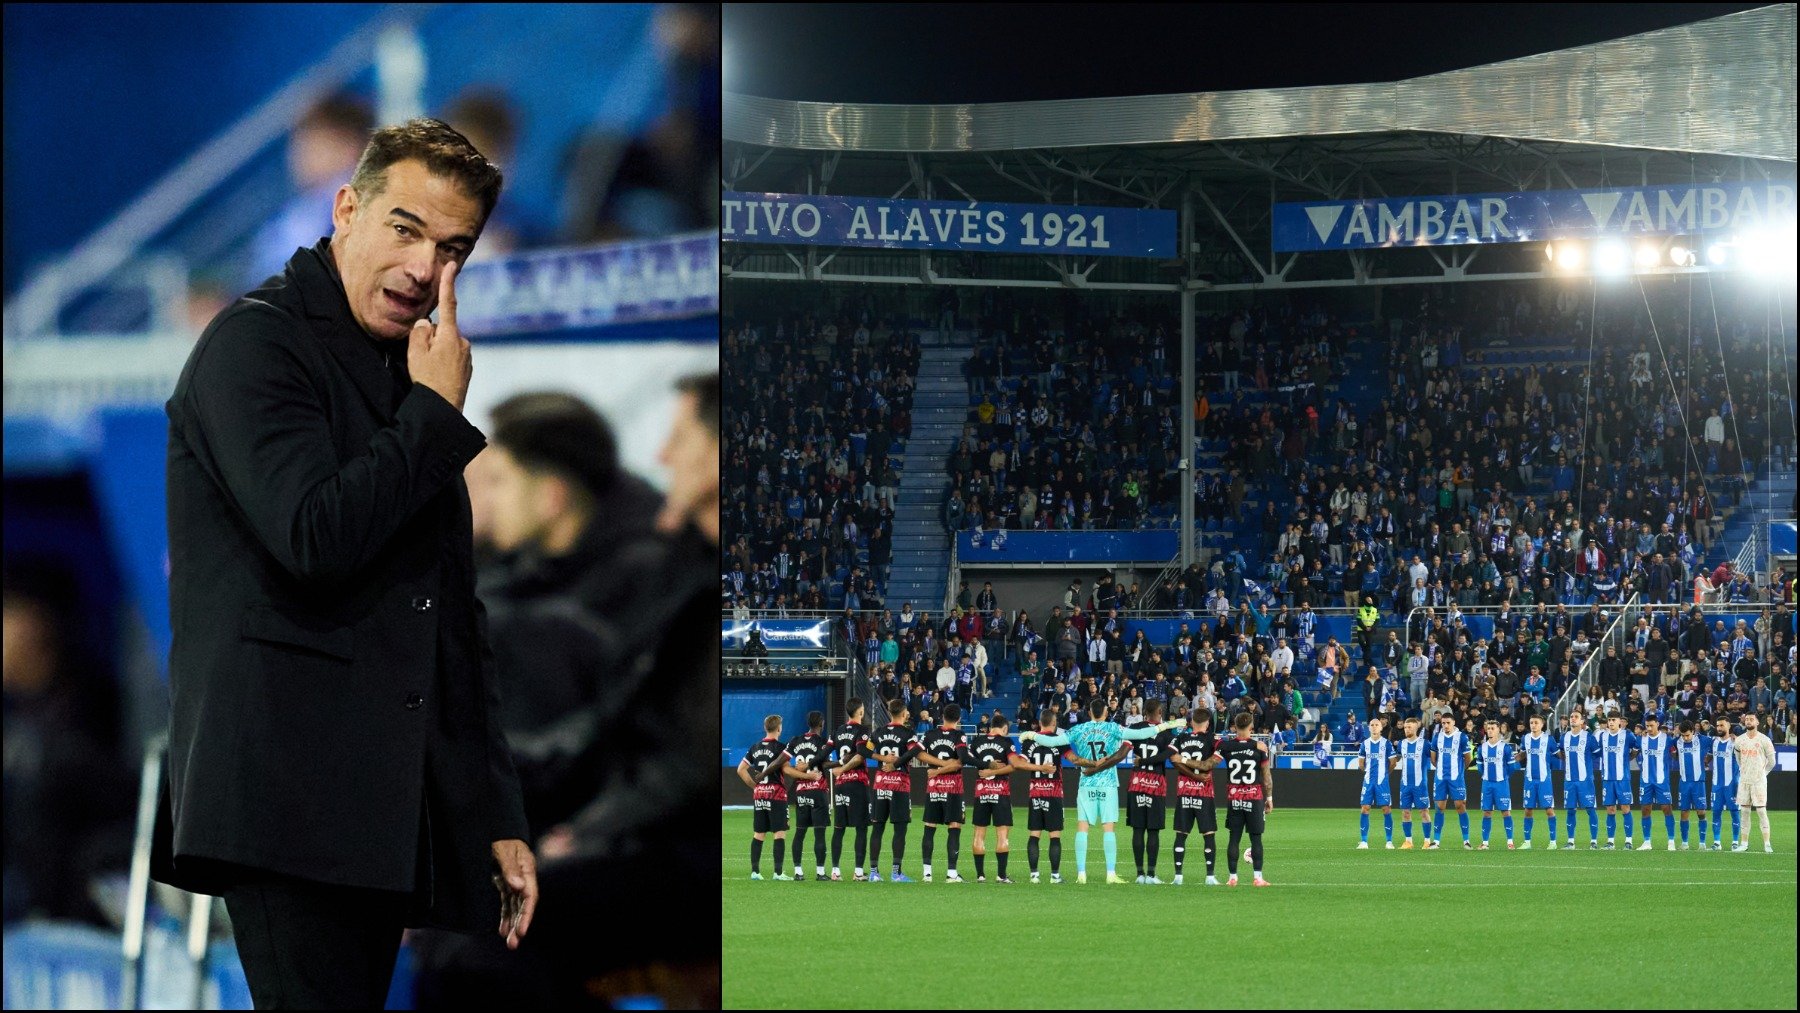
[1396,716,1430,848]
[1353,717,1394,849]
[1596,713,1638,848]
[1675,721,1710,849]
[1429,713,1473,849]
[1559,710,1603,849]
[1476,721,1516,849]
[1634,716,1676,850]
[1517,714,1558,849]
[1707,716,1741,851]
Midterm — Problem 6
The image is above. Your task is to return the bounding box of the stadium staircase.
[1704,465,1797,574]
[885,342,973,613]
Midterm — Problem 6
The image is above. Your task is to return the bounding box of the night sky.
[724,3,1769,104]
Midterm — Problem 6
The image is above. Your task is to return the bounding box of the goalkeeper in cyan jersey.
[1021,698,1180,883]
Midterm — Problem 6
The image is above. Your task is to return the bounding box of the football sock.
[1226,828,1242,873]
[1146,830,1160,876]
[816,828,828,869]
[1075,831,1089,873]
[1402,819,1412,840]
[1132,828,1146,874]
[1523,817,1533,842]
[1028,836,1041,873]
[1663,813,1674,840]
[1502,815,1513,840]
[1564,808,1576,840]
[1759,809,1771,843]
[1680,820,1689,844]
[869,826,885,867]
[1203,834,1217,874]
[1458,812,1469,841]
[1102,831,1117,873]
[773,837,785,872]
[832,826,845,866]
[1640,815,1650,840]
[1731,809,1740,842]
[751,837,763,874]
[1049,838,1062,874]
[892,825,907,869]
[791,829,806,870]
[1586,808,1598,838]
[997,850,1008,878]
[1432,810,1445,839]
[1250,835,1264,874]
[1360,813,1370,842]
[1383,813,1393,842]
[974,853,985,878]
[1606,814,1616,838]
[946,828,960,872]
[921,827,936,868]
[854,826,867,870]
[1173,832,1187,875]
[1481,816,1491,843]
[1548,815,1557,839]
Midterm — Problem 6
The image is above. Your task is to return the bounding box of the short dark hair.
[1232,712,1254,731]
[349,117,502,227]
[942,702,961,724]
[677,372,720,436]
[807,710,824,731]
[846,696,865,720]
[489,392,618,501]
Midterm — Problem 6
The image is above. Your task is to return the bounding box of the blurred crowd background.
[5,3,718,1008]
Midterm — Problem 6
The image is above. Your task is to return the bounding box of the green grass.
[721,807,1796,1009]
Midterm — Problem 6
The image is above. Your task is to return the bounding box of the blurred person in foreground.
[3,565,134,926]
[506,372,721,1008]
[412,390,709,1008]
[154,118,536,1009]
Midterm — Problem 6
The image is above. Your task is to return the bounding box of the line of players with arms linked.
[1347,707,1779,852]
[738,695,1279,887]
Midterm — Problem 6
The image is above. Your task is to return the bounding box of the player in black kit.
[1217,711,1274,886]
[969,711,1026,883]
[1015,708,1068,883]
[861,696,926,882]
[784,711,833,880]
[1168,708,1222,885]
[919,703,974,882]
[1125,700,1174,883]
[736,714,791,880]
[826,697,873,880]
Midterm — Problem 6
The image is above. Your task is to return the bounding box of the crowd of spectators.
[944,296,1350,533]
[722,289,921,611]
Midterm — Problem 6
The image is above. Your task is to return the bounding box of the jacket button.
[405,693,425,710]
[413,597,434,611]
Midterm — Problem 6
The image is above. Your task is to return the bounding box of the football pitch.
[721,807,1797,1009]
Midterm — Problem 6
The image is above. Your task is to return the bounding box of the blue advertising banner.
[721,617,834,652]
[722,191,1177,259]
[1273,181,1795,252]
[454,231,717,339]
[959,529,1178,563]
[1771,520,1796,557]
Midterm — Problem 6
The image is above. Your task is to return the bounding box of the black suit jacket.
[152,238,528,932]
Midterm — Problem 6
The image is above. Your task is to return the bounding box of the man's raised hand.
[407,261,471,412]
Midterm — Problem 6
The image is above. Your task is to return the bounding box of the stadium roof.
[723,5,1795,292]
[726,4,1795,161]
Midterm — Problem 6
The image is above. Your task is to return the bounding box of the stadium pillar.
[1179,185,1196,572]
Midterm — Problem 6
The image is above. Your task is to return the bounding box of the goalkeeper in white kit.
[1731,713,1777,853]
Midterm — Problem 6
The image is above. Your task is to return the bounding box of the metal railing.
[1552,593,1640,723]
[1731,525,1764,580]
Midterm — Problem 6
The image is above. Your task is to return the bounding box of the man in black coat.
[154,119,535,1008]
